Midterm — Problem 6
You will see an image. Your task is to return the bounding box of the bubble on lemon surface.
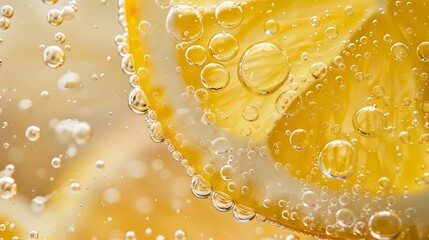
[58,71,80,89]
[242,105,259,122]
[208,32,239,61]
[275,91,302,118]
[325,26,338,40]
[310,62,328,79]
[1,5,14,18]
[0,17,10,30]
[166,5,203,43]
[220,165,234,180]
[121,54,135,75]
[336,208,356,228]
[47,9,63,26]
[212,191,233,211]
[128,88,150,114]
[309,16,320,27]
[353,106,385,137]
[212,137,230,155]
[390,42,409,61]
[232,204,256,222]
[25,126,41,142]
[264,19,279,35]
[55,32,66,43]
[289,129,310,151]
[200,63,230,91]
[51,157,61,169]
[43,45,65,68]
[318,140,356,180]
[238,42,290,95]
[190,175,212,199]
[215,1,243,29]
[417,42,429,62]
[369,211,402,239]
[0,176,17,200]
[185,45,207,66]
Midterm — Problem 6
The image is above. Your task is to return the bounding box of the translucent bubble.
[1,5,14,18]
[95,160,105,169]
[211,191,233,211]
[310,62,328,79]
[200,63,230,91]
[55,32,66,43]
[51,157,61,168]
[275,91,302,118]
[390,42,409,61]
[220,165,234,180]
[301,190,317,207]
[138,20,151,34]
[166,5,203,43]
[208,32,239,61]
[29,230,39,240]
[194,88,209,103]
[156,0,173,9]
[353,106,385,137]
[57,71,80,89]
[0,17,10,30]
[369,211,402,239]
[43,46,65,68]
[336,208,356,228]
[232,204,256,222]
[72,122,91,144]
[61,5,76,20]
[121,54,135,75]
[25,126,41,142]
[318,140,356,180]
[0,177,17,200]
[212,137,230,155]
[264,19,279,35]
[128,88,150,114]
[70,182,81,191]
[149,122,165,143]
[125,231,137,240]
[289,129,310,151]
[238,42,290,95]
[344,5,355,16]
[215,1,243,29]
[378,177,390,190]
[309,16,320,27]
[174,229,186,240]
[185,45,207,66]
[42,0,59,5]
[242,105,259,122]
[47,9,63,26]
[201,111,216,126]
[325,26,338,40]
[417,41,429,62]
[190,175,212,199]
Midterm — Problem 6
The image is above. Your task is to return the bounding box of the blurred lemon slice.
[122,0,429,238]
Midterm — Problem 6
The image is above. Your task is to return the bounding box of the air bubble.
[310,62,328,79]
[0,17,10,30]
[190,175,212,199]
[242,105,259,122]
[318,140,356,180]
[42,0,59,5]
[353,106,385,137]
[47,9,63,26]
[0,177,17,200]
[344,5,355,16]
[25,126,41,142]
[55,32,66,43]
[309,16,320,27]
[390,42,409,61]
[325,26,338,40]
[51,157,61,168]
[369,211,402,239]
[128,88,150,114]
[166,5,203,43]
[138,20,151,34]
[275,91,302,118]
[336,208,356,228]
[29,230,39,240]
[200,63,230,91]
[220,165,234,180]
[211,191,233,211]
[1,5,14,18]
[239,42,290,95]
[208,32,239,61]
[215,1,243,29]
[264,19,279,35]
[232,204,256,222]
[301,190,317,207]
[289,129,310,151]
[43,46,65,68]
[185,45,207,66]
[417,42,429,62]
[72,122,91,144]
[212,137,230,155]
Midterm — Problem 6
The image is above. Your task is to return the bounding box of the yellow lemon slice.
[121,0,429,238]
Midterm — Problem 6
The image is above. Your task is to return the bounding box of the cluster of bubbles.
[0,5,14,30]
[0,164,17,200]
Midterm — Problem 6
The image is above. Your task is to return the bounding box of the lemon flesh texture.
[125,0,429,238]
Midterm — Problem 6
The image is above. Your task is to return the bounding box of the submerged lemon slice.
[121,0,429,238]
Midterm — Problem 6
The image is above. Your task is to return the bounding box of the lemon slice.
[121,0,429,238]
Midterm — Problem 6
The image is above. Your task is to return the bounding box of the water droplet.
[325,26,338,40]
[369,211,402,239]
[51,157,61,168]
[212,137,230,155]
[318,140,356,180]
[275,90,302,118]
[310,62,327,79]
[211,191,233,211]
[417,41,429,62]
[289,129,310,151]
[390,42,409,61]
[242,105,259,122]
[47,9,63,26]
[309,16,320,27]
[264,19,279,35]
[353,106,385,137]
[336,208,356,228]
[25,126,41,142]
[208,32,239,61]
[185,45,207,66]
[190,175,212,198]
[232,204,256,222]
[128,88,150,114]
[215,1,243,29]
[239,42,290,95]
[43,46,65,68]
[200,63,230,91]
[166,5,203,43]
[0,177,17,200]
[1,5,14,18]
